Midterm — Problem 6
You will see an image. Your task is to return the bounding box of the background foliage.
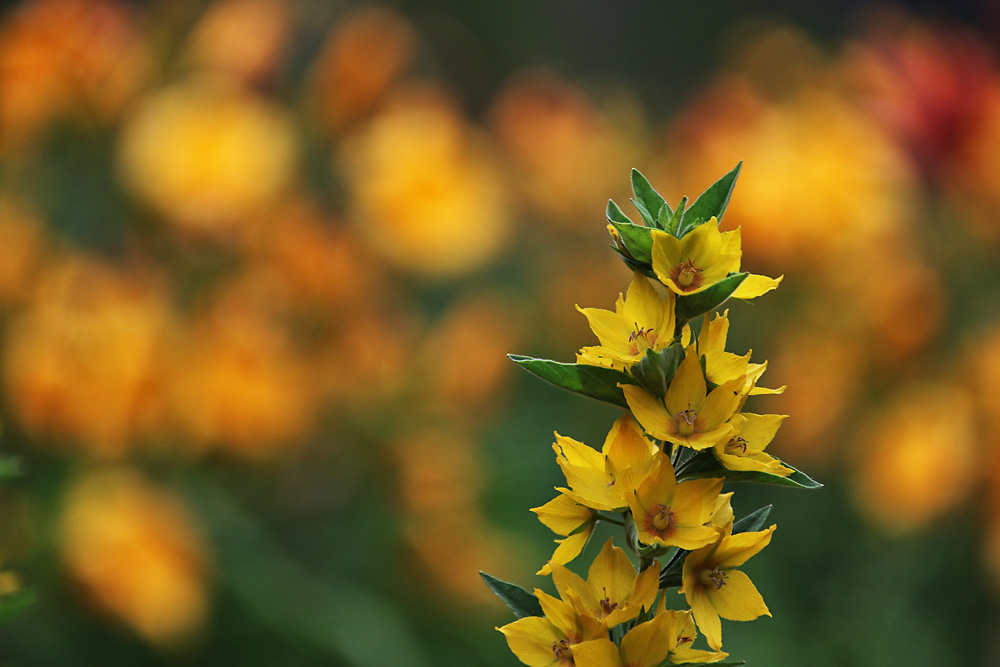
[0,0,999,664]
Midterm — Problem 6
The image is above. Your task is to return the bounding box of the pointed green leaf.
[674,273,748,325]
[677,450,822,489]
[733,505,773,534]
[608,222,654,265]
[479,572,543,619]
[662,196,689,237]
[509,355,637,408]
[630,168,670,228]
[683,161,742,232]
[606,199,633,225]
[629,344,683,400]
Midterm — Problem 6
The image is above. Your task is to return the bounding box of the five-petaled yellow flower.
[622,346,744,451]
[715,413,792,477]
[651,218,781,299]
[550,538,659,627]
[626,452,723,550]
[681,521,776,650]
[498,588,606,667]
[576,272,676,370]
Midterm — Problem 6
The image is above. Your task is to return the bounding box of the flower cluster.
[485,167,818,665]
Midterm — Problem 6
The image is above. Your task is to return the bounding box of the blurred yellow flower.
[853,383,978,533]
[118,76,297,237]
[60,467,210,647]
[338,88,511,277]
[3,255,171,456]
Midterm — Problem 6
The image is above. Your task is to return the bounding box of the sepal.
[628,343,684,400]
[677,162,742,237]
[630,168,670,228]
[674,273,748,327]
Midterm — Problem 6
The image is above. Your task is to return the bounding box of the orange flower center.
[598,588,619,617]
[552,639,573,660]
[651,503,675,532]
[628,324,656,356]
[674,259,703,290]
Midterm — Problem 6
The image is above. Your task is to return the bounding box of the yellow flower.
[715,413,792,477]
[626,452,722,550]
[622,346,744,451]
[681,521,776,650]
[576,272,676,370]
[550,539,659,627]
[553,414,658,512]
[650,219,781,299]
[498,589,606,667]
[531,492,597,576]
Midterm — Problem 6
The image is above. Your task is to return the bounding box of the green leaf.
[509,355,637,408]
[608,222,654,266]
[674,273,747,325]
[682,161,742,232]
[629,344,683,400]
[630,168,670,228]
[0,589,36,625]
[479,572,543,619]
[606,199,633,225]
[661,196,689,237]
[677,450,823,489]
[733,505,773,534]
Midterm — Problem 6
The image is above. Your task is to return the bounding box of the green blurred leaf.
[629,344,683,400]
[630,168,670,228]
[680,161,742,235]
[480,573,543,619]
[733,505,773,534]
[509,354,636,408]
[606,199,633,225]
[678,450,823,489]
[674,273,747,325]
[0,589,36,625]
[0,456,21,481]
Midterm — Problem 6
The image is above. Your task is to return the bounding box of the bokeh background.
[0,0,999,664]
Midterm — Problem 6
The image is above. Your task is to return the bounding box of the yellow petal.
[706,569,770,621]
[604,414,657,477]
[554,434,604,470]
[572,638,623,667]
[621,385,673,441]
[531,493,594,535]
[730,273,782,299]
[714,525,775,570]
[587,539,639,611]
[498,616,565,667]
[664,346,707,416]
[550,562,596,612]
[620,612,673,667]
[538,526,593,575]
[687,586,723,651]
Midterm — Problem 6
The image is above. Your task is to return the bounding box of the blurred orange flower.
[338,88,511,277]
[489,70,633,228]
[3,255,172,456]
[852,383,979,533]
[183,0,291,85]
[60,467,210,647]
[0,0,148,154]
[118,76,297,238]
[0,196,45,306]
[307,5,416,133]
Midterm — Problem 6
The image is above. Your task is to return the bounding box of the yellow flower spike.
[498,589,605,667]
[576,272,676,370]
[651,219,740,295]
[622,346,743,451]
[550,538,659,627]
[716,413,793,477]
[626,452,722,550]
[681,523,776,651]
